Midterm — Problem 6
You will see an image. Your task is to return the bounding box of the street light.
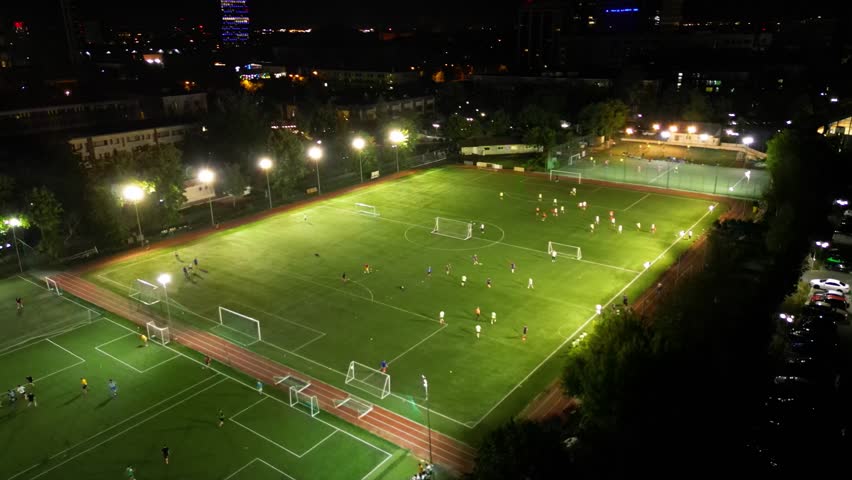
[308,145,323,194]
[661,131,671,139]
[625,127,634,135]
[198,168,216,227]
[687,125,697,134]
[389,129,406,173]
[352,137,366,183]
[669,125,678,133]
[652,123,660,131]
[5,217,23,273]
[157,273,172,323]
[421,374,433,468]
[742,136,754,146]
[122,184,145,244]
[259,157,273,209]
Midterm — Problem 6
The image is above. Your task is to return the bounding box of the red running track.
[55,273,476,474]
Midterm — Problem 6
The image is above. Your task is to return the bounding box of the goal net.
[129,279,160,305]
[289,385,320,417]
[431,217,472,240]
[218,307,261,345]
[355,203,379,217]
[345,361,391,399]
[44,277,61,295]
[549,170,582,183]
[146,321,170,346]
[548,241,582,260]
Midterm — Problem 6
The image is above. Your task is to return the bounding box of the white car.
[809,278,850,293]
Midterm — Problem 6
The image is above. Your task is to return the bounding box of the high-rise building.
[516,0,568,71]
[221,0,249,45]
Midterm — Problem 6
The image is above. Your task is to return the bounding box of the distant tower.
[221,0,249,45]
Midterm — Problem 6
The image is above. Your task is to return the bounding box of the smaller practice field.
[0,279,412,480]
[599,140,743,167]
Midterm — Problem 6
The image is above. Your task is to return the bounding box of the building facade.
[221,0,249,45]
[336,95,435,122]
[69,123,197,167]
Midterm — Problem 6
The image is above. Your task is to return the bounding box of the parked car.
[822,294,849,311]
[809,278,849,293]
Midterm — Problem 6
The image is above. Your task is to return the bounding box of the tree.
[578,100,629,141]
[522,126,557,167]
[487,109,511,137]
[306,104,340,138]
[25,186,64,256]
[0,174,15,213]
[136,145,187,226]
[205,91,270,165]
[469,420,571,480]
[220,162,250,207]
[445,114,483,143]
[682,90,713,122]
[518,105,558,131]
[267,130,308,198]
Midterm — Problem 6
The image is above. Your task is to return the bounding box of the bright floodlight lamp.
[259,157,272,170]
[352,137,366,151]
[661,131,671,139]
[198,168,215,184]
[308,146,323,194]
[123,184,145,243]
[699,133,709,141]
[259,158,273,209]
[7,217,21,227]
[669,125,678,133]
[687,125,697,134]
[743,136,754,146]
[652,123,660,130]
[157,273,171,286]
[389,129,406,144]
[157,273,173,322]
[625,128,634,135]
[561,121,570,129]
[5,217,22,272]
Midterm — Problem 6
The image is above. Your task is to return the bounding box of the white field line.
[210,323,260,347]
[388,324,447,365]
[298,430,337,458]
[231,396,268,419]
[94,345,144,374]
[0,339,47,358]
[648,166,673,183]
[291,332,327,353]
[360,452,395,480]
[31,340,87,384]
[31,378,227,480]
[101,317,394,457]
[6,463,40,480]
[623,193,650,211]
[254,459,297,480]
[470,201,719,427]
[224,458,297,480]
[44,338,86,363]
[229,302,327,337]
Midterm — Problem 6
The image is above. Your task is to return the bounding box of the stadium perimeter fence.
[553,156,768,199]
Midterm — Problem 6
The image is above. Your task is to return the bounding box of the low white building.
[69,123,198,167]
[181,179,216,207]
[459,137,543,156]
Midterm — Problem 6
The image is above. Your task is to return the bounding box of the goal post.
[345,361,391,399]
[547,241,582,260]
[431,217,472,240]
[289,385,320,417]
[129,279,161,305]
[218,307,261,344]
[146,321,170,346]
[355,203,379,217]
[44,277,61,295]
[549,170,582,183]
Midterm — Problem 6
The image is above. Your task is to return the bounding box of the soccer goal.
[129,279,160,305]
[44,277,61,296]
[355,203,379,217]
[431,217,472,240]
[548,241,582,260]
[218,307,261,345]
[345,361,391,399]
[549,170,582,183]
[146,321,170,346]
[289,385,320,417]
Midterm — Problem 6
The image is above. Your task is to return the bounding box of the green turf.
[83,166,720,443]
[603,140,743,166]
[0,284,416,480]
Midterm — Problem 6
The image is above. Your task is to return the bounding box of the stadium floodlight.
[661,131,671,139]
[389,129,407,172]
[123,184,145,243]
[652,123,660,131]
[687,125,697,134]
[4,217,23,272]
[669,125,678,133]
[308,146,323,194]
[198,168,216,226]
[625,127,634,135]
[352,137,366,183]
[259,157,273,209]
[561,121,570,129]
[157,273,172,322]
[742,136,754,146]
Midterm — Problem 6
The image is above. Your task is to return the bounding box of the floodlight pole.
[208,198,215,227]
[264,170,272,209]
[9,224,22,273]
[162,284,172,323]
[358,151,364,183]
[394,145,400,173]
[422,375,433,470]
[315,162,322,194]
[132,201,143,243]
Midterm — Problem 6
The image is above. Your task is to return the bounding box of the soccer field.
[86,166,720,442]
[0,277,411,480]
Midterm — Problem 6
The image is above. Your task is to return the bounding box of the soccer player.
[125,466,136,480]
[528,277,534,289]
[426,266,432,277]
[510,262,516,274]
[486,278,492,288]
[16,384,25,398]
[499,192,504,199]
[538,193,543,201]
[571,187,577,196]
[622,295,628,306]
[552,207,558,217]
[15,297,23,310]
[140,333,148,347]
[611,217,616,227]
[461,275,467,286]
[535,207,540,217]
[595,215,600,225]
[218,409,225,428]
[445,263,452,275]
[81,377,88,395]
[7,388,15,403]
[553,198,558,205]
[472,254,479,265]
[491,311,497,325]
[475,324,482,339]
[582,202,588,211]
[380,360,388,373]
[182,266,189,279]
[475,306,481,320]
[161,445,170,464]
[303,214,308,222]
[108,379,118,398]
[551,249,558,262]
[203,355,211,369]
[522,325,528,342]
[636,222,641,231]
[541,212,547,221]
[480,223,485,234]
[590,223,595,233]
[193,258,198,267]
[439,310,445,325]
[618,225,623,234]
[25,376,33,386]
[560,205,565,214]
[256,380,263,395]
[651,224,656,234]
[688,230,693,240]
[609,210,614,219]
[364,263,371,274]
[341,272,348,282]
